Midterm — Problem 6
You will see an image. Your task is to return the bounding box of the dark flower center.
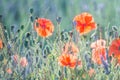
[82,24,86,27]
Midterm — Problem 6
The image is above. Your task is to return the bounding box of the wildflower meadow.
[0,0,120,80]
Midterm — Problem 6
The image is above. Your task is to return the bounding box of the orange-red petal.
[73,12,96,35]
[34,18,54,38]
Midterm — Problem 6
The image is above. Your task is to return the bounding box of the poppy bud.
[4,26,6,30]
[38,42,42,48]
[11,26,14,31]
[61,31,69,41]
[30,8,34,14]
[26,32,31,38]
[45,45,51,54]
[109,31,113,37]
[24,40,28,48]
[56,16,62,24]
[17,29,20,33]
[112,26,118,31]
[35,17,38,20]
[43,50,47,58]
[58,70,61,76]
[0,15,2,22]
[21,25,24,30]
[0,54,4,61]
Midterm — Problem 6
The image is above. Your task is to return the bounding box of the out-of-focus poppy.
[73,12,96,35]
[63,42,79,55]
[20,57,28,67]
[34,18,54,38]
[13,54,19,64]
[88,68,95,77]
[109,39,120,64]
[91,39,106,65]
[6,68,12,74]
[0,39,3,49]
[58,53,81,69]
[92,47,106,65]
[90,39,106,48]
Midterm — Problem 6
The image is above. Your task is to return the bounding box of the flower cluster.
[1,11,120,79]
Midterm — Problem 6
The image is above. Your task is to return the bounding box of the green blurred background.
[0,0,120,31]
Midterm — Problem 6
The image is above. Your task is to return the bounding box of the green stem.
[42,38,45,57]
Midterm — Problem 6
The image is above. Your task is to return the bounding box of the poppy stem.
[58,23,61,41]
[42,38,45,57]
[60,67,64,80]
[70,68,74,80]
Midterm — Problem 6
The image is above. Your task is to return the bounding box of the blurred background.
[0,0,120,31]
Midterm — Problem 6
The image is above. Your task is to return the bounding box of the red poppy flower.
[0,39,3,49]
[58,53,81,69]
[34,18,54,38]
[109,39,120,63]
[73,12,96,35]
[91,39,106,65]
[92,47,106,65]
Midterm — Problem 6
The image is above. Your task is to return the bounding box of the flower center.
[82,24,86,27]
[41,23,46,29]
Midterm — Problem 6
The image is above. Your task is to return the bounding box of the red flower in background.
[20,57,28,67]
[92,47,106,65]
[73,12,96,35]
[6,68,12,74]
[88,68,95,77]
[58,53,81,69]
[91,39,106,65]
[109,39,120,64]
[34,18,54,38]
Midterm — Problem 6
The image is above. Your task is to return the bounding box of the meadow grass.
[0,0,120,80]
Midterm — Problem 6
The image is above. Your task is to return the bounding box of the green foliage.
[0,0,120,80]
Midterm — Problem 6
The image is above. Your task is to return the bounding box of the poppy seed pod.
[30,8,34,14]
[21,25,24,30]
[56,16,62,24]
